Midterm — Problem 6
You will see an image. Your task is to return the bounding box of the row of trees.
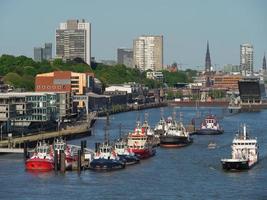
[0,54,197,91]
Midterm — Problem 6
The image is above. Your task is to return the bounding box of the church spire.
[263,53,266,71]
[205,41,211,72]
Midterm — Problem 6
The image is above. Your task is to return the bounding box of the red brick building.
[35,71,94,94]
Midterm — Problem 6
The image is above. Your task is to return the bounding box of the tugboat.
[195,114,223,135]
[127,121,156,159]
[154,109,166,136]
[142,118,160,147]
[53,137,77,170]
[25,141,54,171]
[221,124,259,171]
[89,141,126,171]
[160,120,193,148]
[114,138,140,165]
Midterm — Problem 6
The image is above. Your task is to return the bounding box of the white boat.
[221,124,259,171]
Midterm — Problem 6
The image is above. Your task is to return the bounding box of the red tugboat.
[127,121,156,159]
[25,141,54,171]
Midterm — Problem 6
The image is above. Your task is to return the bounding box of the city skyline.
[0,0,266,69]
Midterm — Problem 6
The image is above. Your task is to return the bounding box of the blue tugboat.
[89,142,126,171]
[114,139,140,165]
[194,114,224,135]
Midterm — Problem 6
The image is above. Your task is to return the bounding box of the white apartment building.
[133,35,163,71]
[56,19,91,65]
[240,43,253,75]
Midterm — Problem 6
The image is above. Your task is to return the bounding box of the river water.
[0,107,267,200]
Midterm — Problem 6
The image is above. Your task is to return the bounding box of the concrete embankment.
[168,100,229,107]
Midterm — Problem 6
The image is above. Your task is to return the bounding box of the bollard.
[60,150,66,173]
[81,141,84,154]
[83,140,87,148]
[54,150,58,171]
[23,141,28,162]
[77,149,81,173]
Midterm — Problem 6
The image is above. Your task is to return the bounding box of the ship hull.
[130,148,156,159]
[25,158,54,171]
[89,158,125,171]
[194,129,223,135]
[221,160,251,171]
[160,135,193,148]
[118,155,140,165]
[154,129,165,136]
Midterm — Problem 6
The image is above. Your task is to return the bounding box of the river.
[0,107,266,200]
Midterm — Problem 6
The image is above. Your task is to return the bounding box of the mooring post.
[60,150,66,173]
[54,150,58,171]
[23,140,28,162]
[77,149,81,174]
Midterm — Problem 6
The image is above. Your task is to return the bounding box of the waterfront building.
[223,64,241,74]
[34,43,52,62]
[35,71,94,95]
[240,43,254,75]
[213,75,242,90]
[56,19,91,65]
[133,35,163,71]
[146,71,164,81]
[117,48,133,68]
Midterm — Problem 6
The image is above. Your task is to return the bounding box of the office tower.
[33,43,52,62]
[34,47,43,62]
[43,43,52,60]
[262,53,266,72]
[133,35,163,71]
[117,48,133,68]
[240,43,254,75]
[205,41,211,72]
[56,19,91,65]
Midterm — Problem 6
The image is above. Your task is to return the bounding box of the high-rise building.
[240,43,254,75]
[262,53,266,72]
[205,41,211,72]
[43,43,52,60]
[33,43,52,62]
[117,48,133,68]
[34,47,43,62]
[56,19,91,65]
[133,35,163,71]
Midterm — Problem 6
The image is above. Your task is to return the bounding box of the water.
[0,107,267,200]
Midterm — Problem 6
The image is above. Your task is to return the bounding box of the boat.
[114,138,140,165]
[89,141,126,171]
[142,119,160,147]
[160,120,193,148]
[127,121,156,159]
[53,137,77,170]
[194,114,223,135]
[154,117,166,136]
[221,124,259,171]
[208,141,217,149]
[25,141,54,171]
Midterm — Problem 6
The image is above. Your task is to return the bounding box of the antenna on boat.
[172,109,176,122]
[160,107,164,119]
[179,112,183,123]
[119,123,122,139]
[104,125,109,144]
[144,112,148,122]
[106,112,110,127]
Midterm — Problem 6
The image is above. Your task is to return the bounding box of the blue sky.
[0,0,266,70]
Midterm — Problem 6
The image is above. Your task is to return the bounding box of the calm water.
[0,107,267,200]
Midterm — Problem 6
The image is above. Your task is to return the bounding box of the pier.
[0,112,96,148]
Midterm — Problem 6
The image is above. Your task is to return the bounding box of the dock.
[0,112,96,148]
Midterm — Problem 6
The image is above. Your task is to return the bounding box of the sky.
[0,0,266,70]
